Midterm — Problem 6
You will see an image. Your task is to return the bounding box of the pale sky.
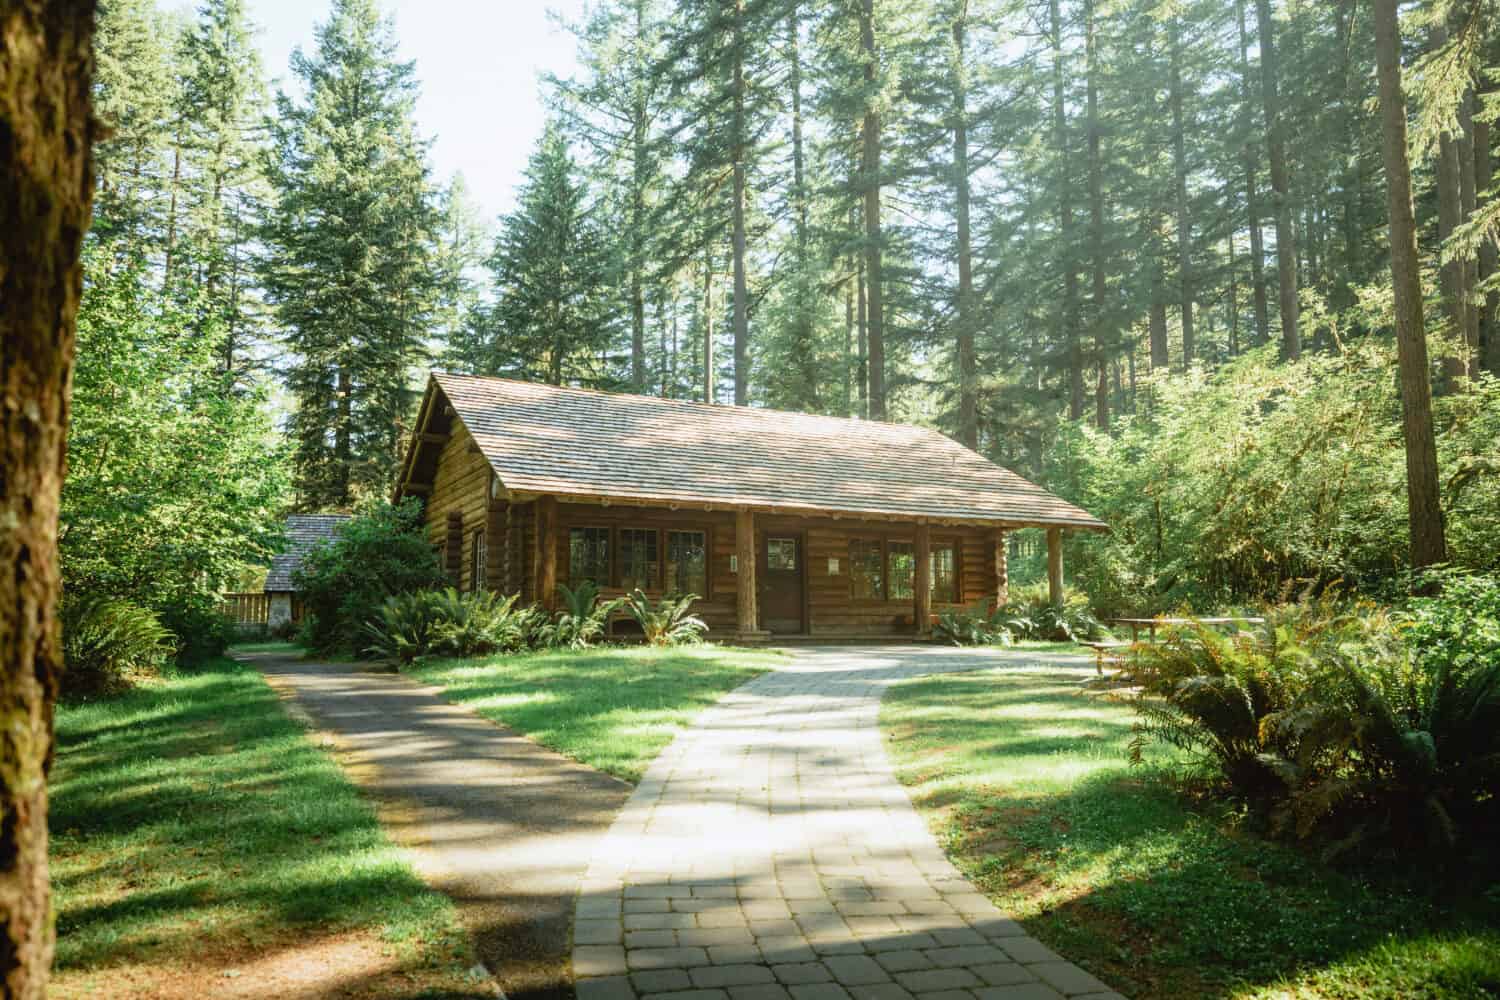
[245,0,591,221]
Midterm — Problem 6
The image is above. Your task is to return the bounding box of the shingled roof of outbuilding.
[403,373,1106,530]
[264,514,351,592]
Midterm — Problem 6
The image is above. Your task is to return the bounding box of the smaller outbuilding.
[264,513,350,629]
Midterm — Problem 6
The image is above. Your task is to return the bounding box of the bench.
[1081,640,1130,675]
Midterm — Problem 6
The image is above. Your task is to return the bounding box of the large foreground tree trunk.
[1373,0,1447,571]
[0,1,98,994]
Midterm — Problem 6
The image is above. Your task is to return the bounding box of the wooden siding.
[423,420,494,593]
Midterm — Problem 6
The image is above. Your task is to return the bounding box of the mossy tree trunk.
[0,1,98,995]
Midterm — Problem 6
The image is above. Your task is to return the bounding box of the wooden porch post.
[993,528,1009,608]
[1046,526,1064,607]
[535,495,558,610]
[735,508,761,639]
[914,521,931,635]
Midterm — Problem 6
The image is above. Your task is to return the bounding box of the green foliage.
[362,588,548,663]
[1054,350,1500,612]
[543,580,625,650]
[1128,591,1500,857]
[932,601,1016,647]
[622,589,708,646]
[158,597,237,667]
[294,499,447,654]
[61,598,175,698]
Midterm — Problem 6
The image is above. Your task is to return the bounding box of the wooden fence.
[221,592,269,626]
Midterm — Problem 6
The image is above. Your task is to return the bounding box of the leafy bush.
[1128,593,1500,857]
[61,598,175,697]
[363,588,549,662]
[933,601,1016,646]
[159,596,237,667]
[294,499,447,654]
[623,590,708,646]
[542,581,623,650]
[362,591,442,664]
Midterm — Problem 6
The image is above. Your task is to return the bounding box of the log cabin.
[393,373,1107,641]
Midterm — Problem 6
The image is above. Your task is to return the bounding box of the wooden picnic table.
[1111,616,1265,643]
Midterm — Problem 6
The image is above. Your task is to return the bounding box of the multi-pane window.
[850,539,884,599]
[667,530,708,596]
[887,541,915,600]
[931,544,958,603]
[618,528,660,591]
[767,537,798,571]
[569,527,610,585]
[470,531,487,592]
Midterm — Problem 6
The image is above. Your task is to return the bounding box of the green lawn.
[408,645,780,782]
[50,657,483,998]
[881,662,1500,1000]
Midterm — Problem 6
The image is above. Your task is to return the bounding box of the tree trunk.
[629,0,650,392]
[1373,0,1447,570]
[730,3,750,407]
[859,0,886,420]
[1168,18,1194,367]
[0,2,98,994]
[1238,0,1270,347]
[1227,228,1240,355]
[1085,0,1108,429]
[844,272,854,414]
[1434,24,1469,384]
[857,250,868,416]
[702,245,715,404]
[952,2,977,449]
[1255,0,1299,359]
[1149,272,1169,368]
[1049,0,1083,421]
[1478,108,1498,374]
[1457,78,1480,377]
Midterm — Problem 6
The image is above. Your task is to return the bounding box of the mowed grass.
[50,657,481,998]
[881,663,1500,1000]
[408,645,781,782]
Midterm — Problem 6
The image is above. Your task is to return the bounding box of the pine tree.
[262,0,441,509]
[464,126,614,387]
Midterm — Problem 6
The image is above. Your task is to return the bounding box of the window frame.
[848,536,886,601]
[886,540,916,601]
[666,528,710,598]
[930,540,960,605]
[567,525,612,587]
[470,529,488,592]
[616,526,662,593]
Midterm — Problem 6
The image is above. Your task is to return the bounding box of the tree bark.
[1237,0,1270,347]
[1049,0,1083,421]
[951,2,978,449]
[730,1,750,407]
[1149,298,1169,369]
[1373,0,1447,570]
[1255,0,1299,359]
[1168,18,1194,367]
[859,0,886,420]
[0,1,98,994]
[1478,109,1498,374]
[1084,0,1108,429]
[1433,25,1471,383]
[702,244,715,404]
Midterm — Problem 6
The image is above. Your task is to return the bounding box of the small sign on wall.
[827,557,841,575]
[730,554,738,573]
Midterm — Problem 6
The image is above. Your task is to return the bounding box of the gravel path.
[572,645,1125,1000]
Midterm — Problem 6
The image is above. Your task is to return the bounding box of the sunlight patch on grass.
[409,644,779,782]
[882,664,1500,1000]
[50,659,477,996]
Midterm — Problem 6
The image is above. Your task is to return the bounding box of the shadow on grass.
[885,667,1500,1000]
[50,659,471,984]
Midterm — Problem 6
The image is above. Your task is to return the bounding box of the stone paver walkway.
[573,646,1124,1000]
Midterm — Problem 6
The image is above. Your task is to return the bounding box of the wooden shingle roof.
[408,373,1106,530]
[264,514,351,591]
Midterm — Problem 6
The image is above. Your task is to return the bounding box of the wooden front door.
[760,534,805,634]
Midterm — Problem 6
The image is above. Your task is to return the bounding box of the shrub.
[933,601,1016,646]
[362,591,442,664]
[427,589,541,657]
[542,581,623,650]
[1128,594,1500,857]
[623,590,708,646]
[294,499,447,654]
[159,596,236,667]
[61,598,175,697]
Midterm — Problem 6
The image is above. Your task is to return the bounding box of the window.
[618,528,660,590]
[667,530,708,597]
[470,530,487,592]
[931,544,958,603]
[850,539,883,599]
[569,527,610,585]
[887,541,915,600]
[767,537,798,571]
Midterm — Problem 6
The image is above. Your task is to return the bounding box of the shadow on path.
[246,651,633,1000]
